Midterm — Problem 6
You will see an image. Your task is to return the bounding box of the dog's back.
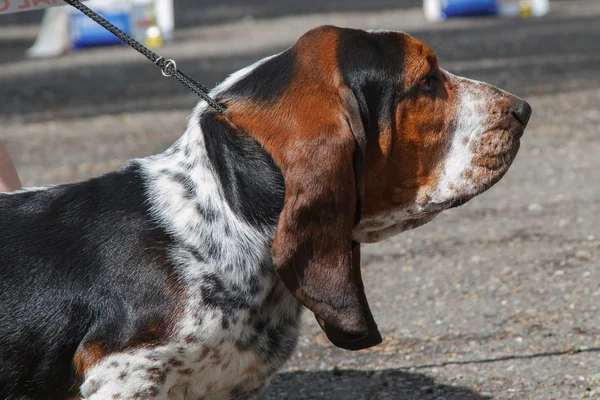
[0,163,178,399]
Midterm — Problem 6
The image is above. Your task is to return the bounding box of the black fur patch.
[169,171,197,199]
[220,49,297,105]
[200,272,255,331]
[201,112,285,226]
[195,203,217,224]
[336,29,408,137]
[0,163,178,400]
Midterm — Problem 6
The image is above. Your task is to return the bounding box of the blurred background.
[1,1,599,398]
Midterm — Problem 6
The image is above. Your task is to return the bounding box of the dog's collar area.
[62,0,226,115]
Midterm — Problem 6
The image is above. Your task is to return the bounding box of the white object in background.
[498,0,549,17]
[155,0,174,41]
[496,0,520,16]
[521,0,549,17]
[26,6,70,58]
[129,0,174,42]
[530,0,550,17]
[81,0,129,15]
[423,0,442,21]
[25,0,175,57]
[26,0,127,58]
[130,0,153,42]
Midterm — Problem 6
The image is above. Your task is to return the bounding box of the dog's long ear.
[222,26,382,349]
[271,89,381,350]
[314,242,382,350]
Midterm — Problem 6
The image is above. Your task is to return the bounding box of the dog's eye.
[417,70,437,93]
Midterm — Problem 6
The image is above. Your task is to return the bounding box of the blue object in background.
[441,0,498,18]
[70,11,130,49]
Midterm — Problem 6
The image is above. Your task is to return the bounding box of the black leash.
[62,0,226,114]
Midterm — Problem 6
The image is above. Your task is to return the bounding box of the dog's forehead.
[295,27,433,71]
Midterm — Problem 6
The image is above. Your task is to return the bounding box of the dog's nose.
[510,98,532,128]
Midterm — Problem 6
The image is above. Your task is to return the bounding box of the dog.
[0,26,531,399]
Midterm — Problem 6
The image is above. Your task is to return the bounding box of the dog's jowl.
[0,26,531,400]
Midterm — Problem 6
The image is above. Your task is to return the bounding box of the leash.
[62,0,226,115]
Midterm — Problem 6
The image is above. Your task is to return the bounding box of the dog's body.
[0,27,531,399]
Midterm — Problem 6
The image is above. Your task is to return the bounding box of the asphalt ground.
[0,0,599,398]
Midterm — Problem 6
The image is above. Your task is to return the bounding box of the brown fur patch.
[210,348,221,363]
[168,358,184,367]
[177,368,194,376]
[128,316,174,348]
[197,347,211,362]
[245,364,260,375]
[73,342,107,382]
[147,367,167,384]
[184,334,197,344]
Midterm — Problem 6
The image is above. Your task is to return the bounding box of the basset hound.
[0,26,531,399]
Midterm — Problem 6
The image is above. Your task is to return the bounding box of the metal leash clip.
[154,56,177,78]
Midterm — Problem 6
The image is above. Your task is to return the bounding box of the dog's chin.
[353,212,440,243]
[427,175,511,213]
[425,183,496,214]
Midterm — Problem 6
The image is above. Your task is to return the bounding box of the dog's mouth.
[428,150,520,212]
[426,197,468,212]
[446,196,473,209]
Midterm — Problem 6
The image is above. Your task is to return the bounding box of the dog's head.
[220,26,531,350]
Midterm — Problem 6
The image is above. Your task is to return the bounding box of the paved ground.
[1,0,599,398]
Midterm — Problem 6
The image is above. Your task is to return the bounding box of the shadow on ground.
[264,369,488,400]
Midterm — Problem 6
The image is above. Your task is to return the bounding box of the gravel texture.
[1,1,599,399]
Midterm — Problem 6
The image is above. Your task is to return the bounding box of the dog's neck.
[141,103,283,274]
[132,103,301,369]
[137,56,293,336]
